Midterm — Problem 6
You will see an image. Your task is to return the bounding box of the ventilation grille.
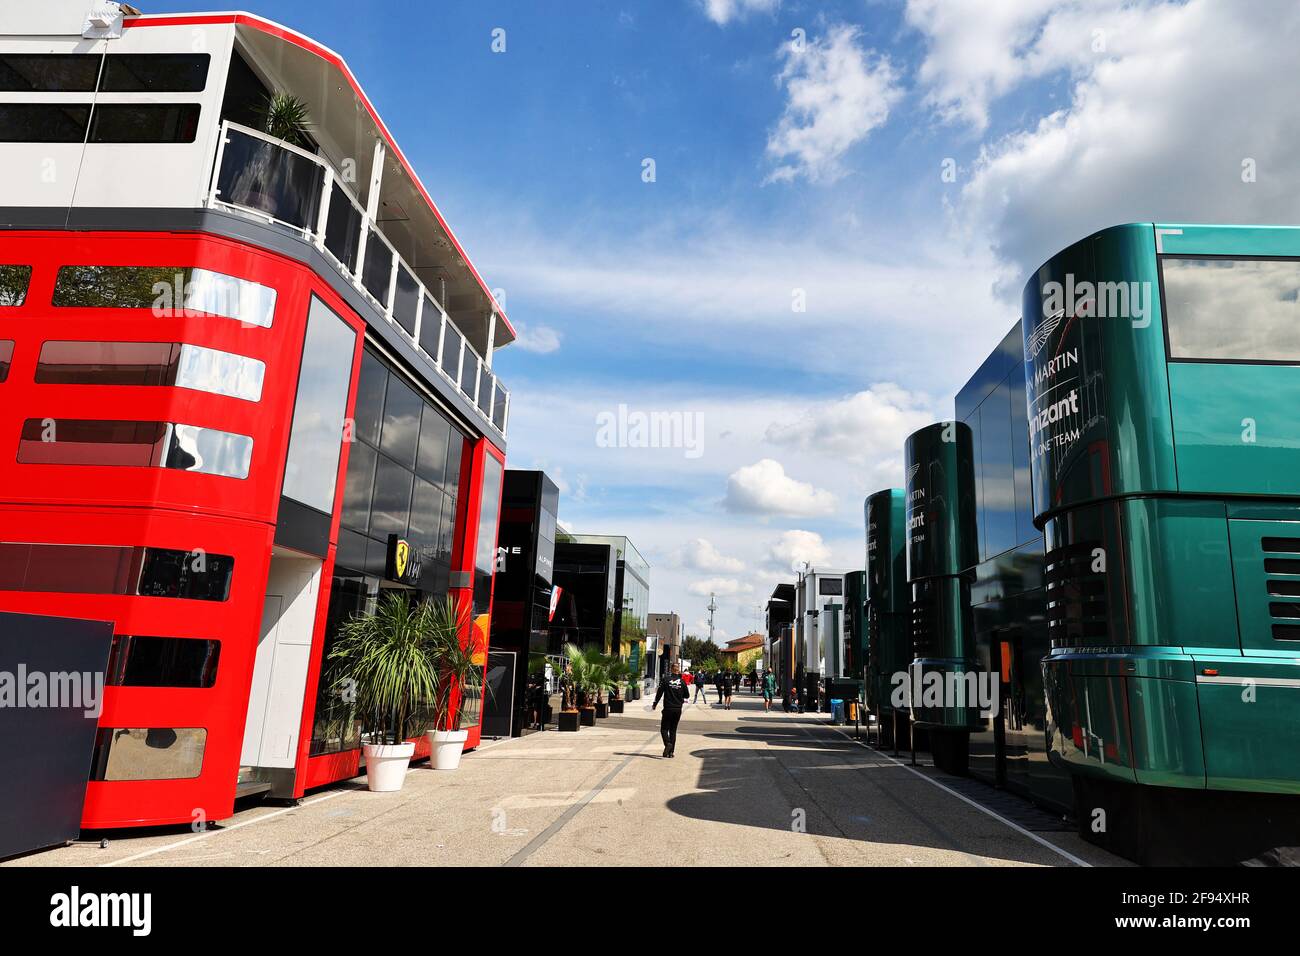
[1044,542,1108,643]
[1263,537,1300,641]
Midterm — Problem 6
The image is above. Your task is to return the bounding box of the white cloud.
[687,576,755,597]
[768,529,833,571]
[766,384,938,487]
[969,1,1300,283]
[725,458,836,517]
[766,24,902,183]
[673,538,746,574]
[510,322,561,354]
[700,0,780,26]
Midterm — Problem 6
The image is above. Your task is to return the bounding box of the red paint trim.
[123,12,514,340]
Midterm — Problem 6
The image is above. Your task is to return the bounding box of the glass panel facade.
[89,727,206,781]
[440,325,462,382]
[473,455,504,616]
[311,349,469,755]
[281,296,357,513]
[1163,257,1300,362]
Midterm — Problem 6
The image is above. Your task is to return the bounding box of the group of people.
[682,667,779,711]
[651,662,783,757]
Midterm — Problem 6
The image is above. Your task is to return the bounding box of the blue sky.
[161,0,1300,640]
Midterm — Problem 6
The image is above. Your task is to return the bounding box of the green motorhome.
[1027,223,1300,862]
[864,488,912,749]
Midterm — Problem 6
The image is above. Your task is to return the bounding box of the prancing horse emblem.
[395,539,410,578]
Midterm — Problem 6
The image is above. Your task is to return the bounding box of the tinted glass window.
[492,382,508,432]
[392,266,419,336]
[818,578,843,596]
[408,475,445,543]
[473,455,504,614]
[352,351,387,445]
[53,265,176,308]
[36,341,264,401]
[282,297,357,512]
[441,325,462,380]
[0,543,233,600]
[1163,257,1300,362]
[184,268,276,327]
[459,347,476,398]
[107,635,220,688]
[89,727,206,781]
[445,429,464,495]
[0,54,100,91]
[0,104,90,142]
[416,406,451,483]
[0,341,11,382]
[380,377,422,469]
[89,103,201,143]
[324,181,362,272]
[340,441,377,533]
[19,418,252,478]
[215,126,323,229]
[101,53,209,92]
[370,455,413,538]
[361,232,393,303]
[0,265,31,306]
[419,296,441,356]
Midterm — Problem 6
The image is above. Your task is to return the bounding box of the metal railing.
[207,120,510,437]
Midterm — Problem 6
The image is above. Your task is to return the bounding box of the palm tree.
[328,591,440,746]
[564,643,612,707]
[257,91,312,147]
[425,597,484,733]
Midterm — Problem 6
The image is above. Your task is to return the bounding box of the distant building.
[548,534,649,669]
[720,633,765,670]
[647,611,681,676]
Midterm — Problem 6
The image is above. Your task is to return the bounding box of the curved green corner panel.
[865,489,908,718]
[904,422,981,731]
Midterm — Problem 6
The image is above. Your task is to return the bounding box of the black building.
[484,470,559,736]
[548,534,648,667]
[956,322,1069,811]
[766,584,795,696]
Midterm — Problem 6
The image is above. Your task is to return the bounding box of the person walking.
[762,669,776,712]
[714,669,725,706]
[723,670,734,710]
[692,669,708,703]
[652,662,689,757]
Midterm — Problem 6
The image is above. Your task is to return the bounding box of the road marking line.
[503,732,656,867]
[821,722,1091,868]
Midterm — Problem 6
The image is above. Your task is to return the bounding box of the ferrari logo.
[395,539,410,578]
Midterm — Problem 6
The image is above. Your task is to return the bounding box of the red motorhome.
[0,3,513,828]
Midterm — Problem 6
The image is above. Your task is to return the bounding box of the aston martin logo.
[1028,310,1063,358]
[395,539,410,579]
[907,462,920,484]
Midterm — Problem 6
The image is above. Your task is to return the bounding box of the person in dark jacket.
[652,662,689,757]
[692,669,708,702]
[714,669,725,705]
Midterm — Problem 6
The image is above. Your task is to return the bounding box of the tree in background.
[681,635,721,665]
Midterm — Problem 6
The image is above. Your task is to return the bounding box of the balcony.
[206,119,510,438]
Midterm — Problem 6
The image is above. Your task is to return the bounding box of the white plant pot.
[428,729,469,770]
[362,741,415,792]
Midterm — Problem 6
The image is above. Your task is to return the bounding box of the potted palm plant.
[425,598,483,770]
[565,643,605,726]
[329,592,438,793]
[606,655,632,714]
